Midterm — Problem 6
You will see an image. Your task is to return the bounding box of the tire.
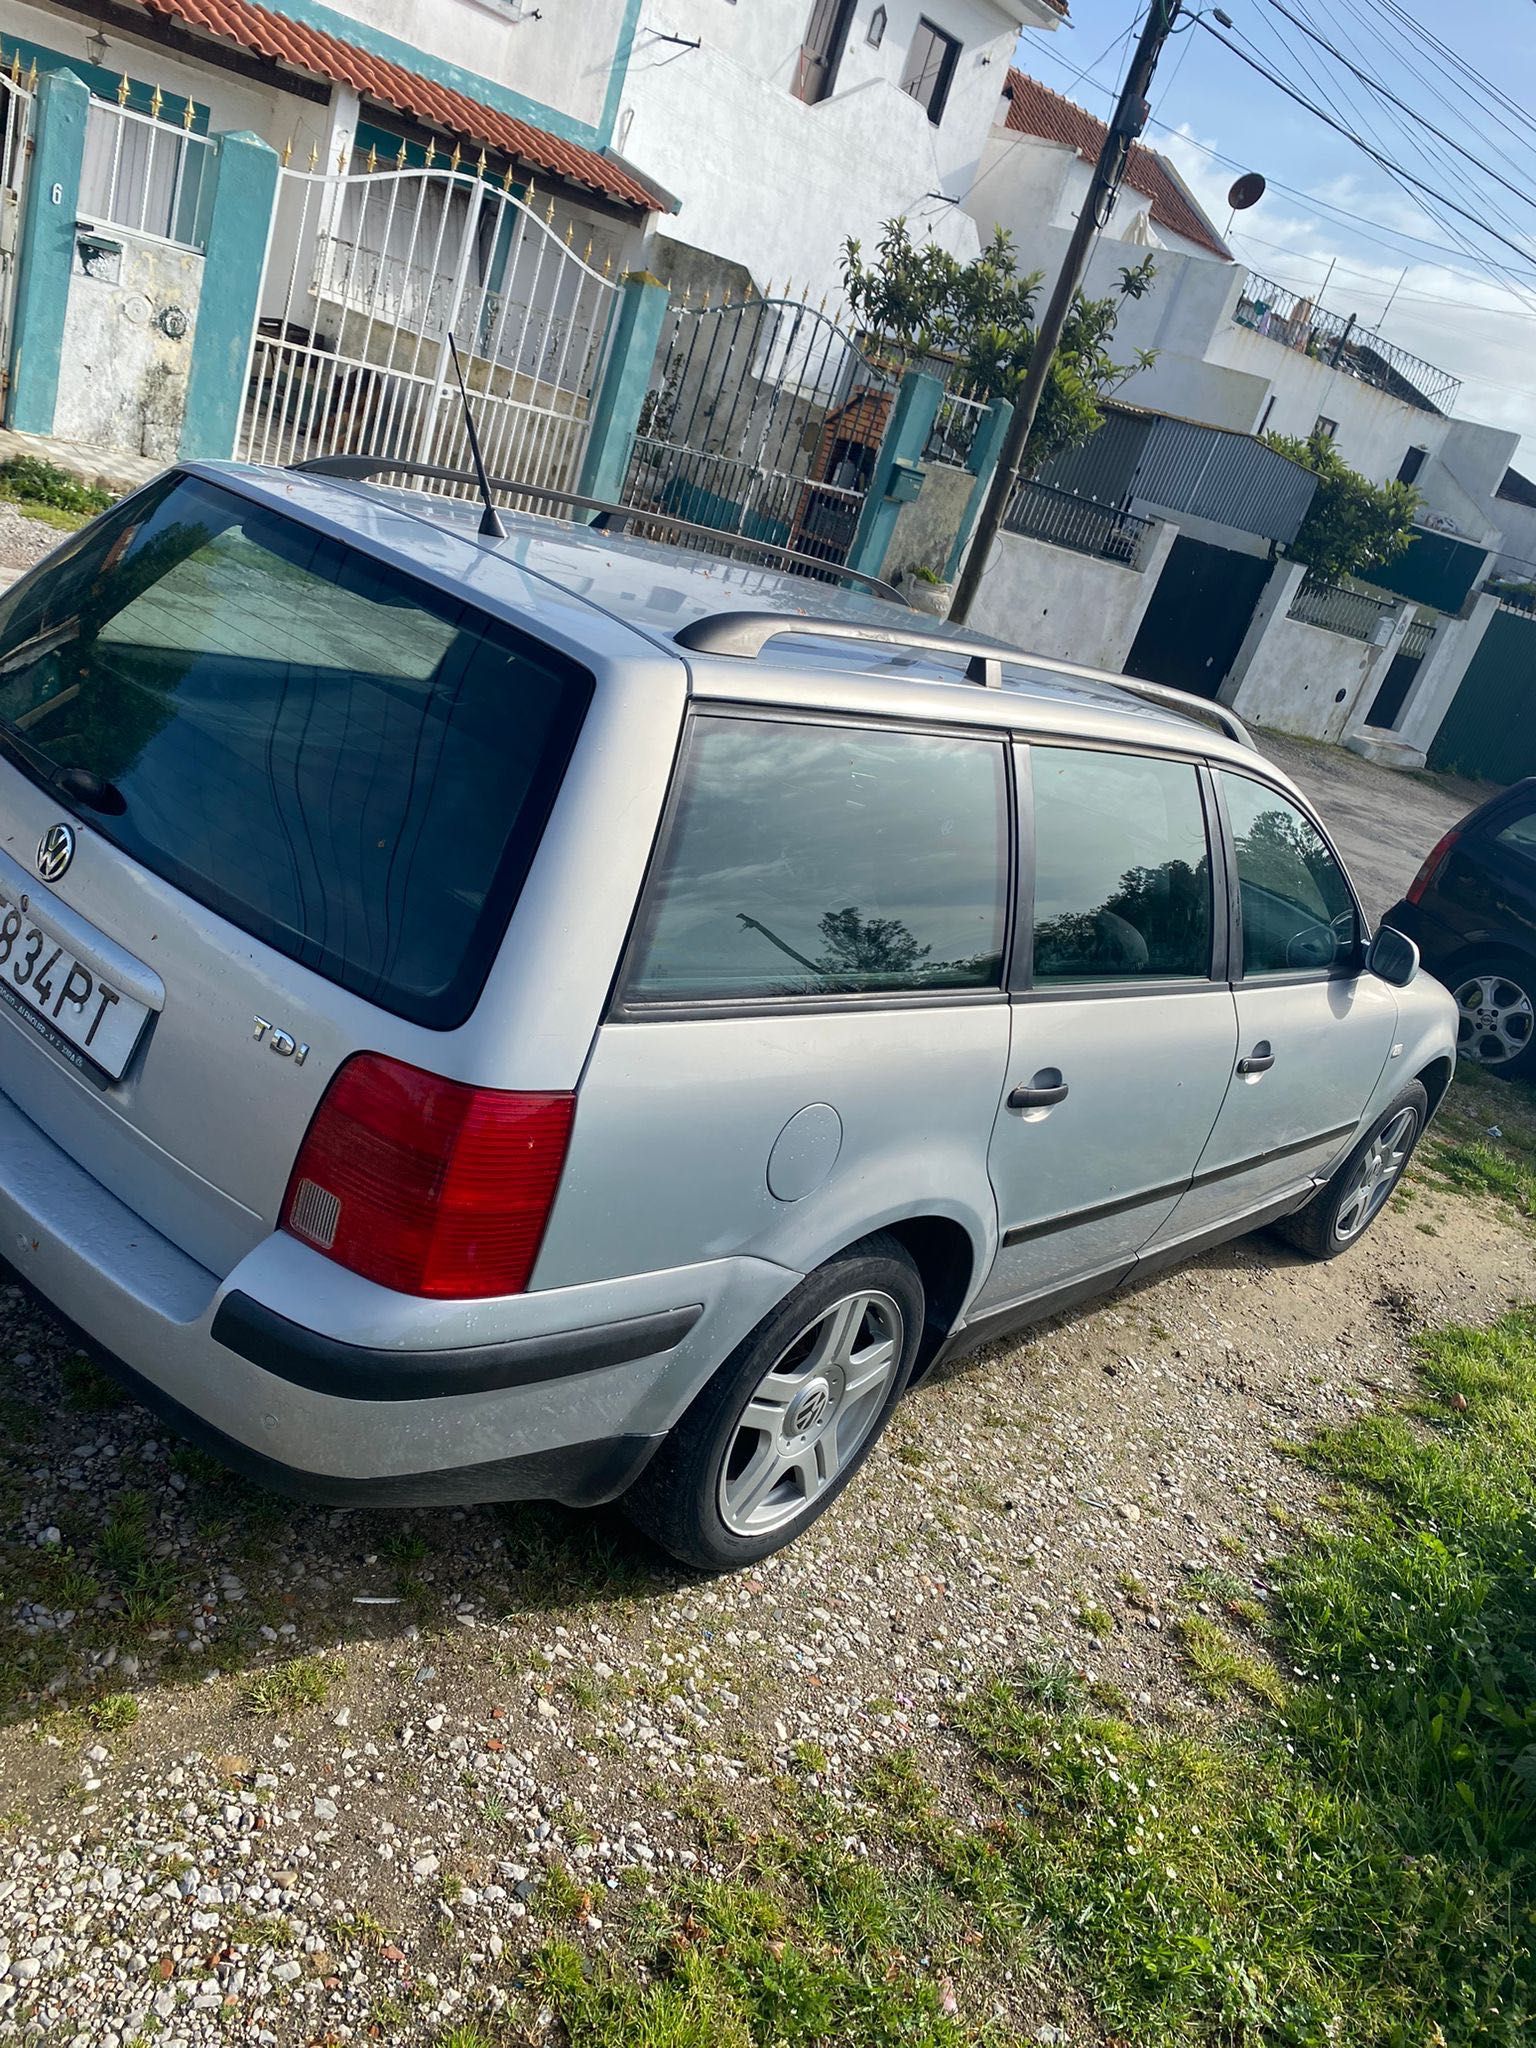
[624,1233,923,1572]
[1272,1081,1429,1261]
[1447,953,1536,1079]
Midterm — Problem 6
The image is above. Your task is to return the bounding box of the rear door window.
[1220,772,1357,977]
[1493,804,1536,864]
[626,715,1008,1001]
[0,475,590,1026]
[1029,747,1214,983]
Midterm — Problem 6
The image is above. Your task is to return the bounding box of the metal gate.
[622,290,888,569]
[239,152,617,500]
[0,57,35,414]
[1365,614,1436,731]
[1429,604,1536,781]
[1125,538,1273,701]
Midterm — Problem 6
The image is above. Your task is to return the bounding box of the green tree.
[1264,427,1420,583]
[840,219,1157,475]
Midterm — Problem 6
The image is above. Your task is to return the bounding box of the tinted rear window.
[0,476,590,1026]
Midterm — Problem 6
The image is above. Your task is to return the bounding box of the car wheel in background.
[1449,955,1536,1078]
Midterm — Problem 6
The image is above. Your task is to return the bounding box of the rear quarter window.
[0,475,591,1027]
[626,714,1008,1002]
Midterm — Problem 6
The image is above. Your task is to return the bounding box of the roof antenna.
[446,333,506,540]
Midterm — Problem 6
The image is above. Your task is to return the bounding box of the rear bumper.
[0,1080,796,1505]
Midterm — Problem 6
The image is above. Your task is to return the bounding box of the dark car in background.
[1386,777,1536,1078]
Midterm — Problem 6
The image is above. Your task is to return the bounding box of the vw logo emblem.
[36,821,76,883]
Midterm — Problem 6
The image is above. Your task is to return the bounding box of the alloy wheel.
[718,1290,903,1537]
[1452,971,1535,1068]
[1333,1106,1419,1243]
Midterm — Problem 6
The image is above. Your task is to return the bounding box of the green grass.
[941,1303,1536,2046]
[240,1654,343,1716]
[533,1866,994,2048]
[0,455,113,527]
[1431,1137,1536,1216]
[84,1692,139,1733]
[59,1354,126,1412]
[1174,1613,1287,1707]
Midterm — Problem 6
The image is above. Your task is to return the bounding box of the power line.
[1257,0,1536,217]
[1251,0,1536,319]
[1194,16,1536,274]
[1020,36,1536,278]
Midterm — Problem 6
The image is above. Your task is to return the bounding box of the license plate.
[0,887,151,1084]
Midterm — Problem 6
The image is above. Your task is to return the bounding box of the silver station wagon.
[0,463,1456,1569]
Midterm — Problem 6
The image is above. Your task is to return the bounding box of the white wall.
[621,0,1037,295]
[966,518,1176,670]
[274,0,626,136]
[16,0,626,143]
[966,129,1225,264]
[1203,320,1450,486]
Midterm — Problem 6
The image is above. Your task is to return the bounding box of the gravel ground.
[0,505,65,579]
[0,1140,1530,2045]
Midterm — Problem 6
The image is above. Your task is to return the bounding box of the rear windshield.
[0,475,590,1027]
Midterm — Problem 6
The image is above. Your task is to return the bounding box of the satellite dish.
[1227,172,1267,211]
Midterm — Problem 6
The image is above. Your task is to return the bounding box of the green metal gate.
[1429,605,1536,780]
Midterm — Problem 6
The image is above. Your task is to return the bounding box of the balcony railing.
[1233,273,1460,415]
[1288,573,1399,641]
[1003,479,1151,566]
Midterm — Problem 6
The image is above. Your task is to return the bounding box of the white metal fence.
[239,157,616,501]
[79,92,215,250]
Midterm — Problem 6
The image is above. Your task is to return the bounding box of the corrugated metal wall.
[1428,607,1536,780]
[1133,420,1316,543]
[1034,410,1152,505]
[1033,409,1316,544]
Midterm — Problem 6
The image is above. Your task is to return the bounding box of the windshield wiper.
[0,722,127,816]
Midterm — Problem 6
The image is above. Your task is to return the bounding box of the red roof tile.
[139,0,659,211]
[1001,69,1230,260]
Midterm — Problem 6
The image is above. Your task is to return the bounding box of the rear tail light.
[1406,825,1462,905]
[280,1052,574,1299]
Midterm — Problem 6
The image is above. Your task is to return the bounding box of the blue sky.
[1015,0,1536,467]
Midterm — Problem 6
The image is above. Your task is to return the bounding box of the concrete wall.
[1221,559,1405,745]
[54,229,202,459]
[1203,318,1449,486]
[884,458,974,579]
[622,0,1041,296]
[966,517,1176,670]
[1493,495,1536,581]
[1348,592,1502,770]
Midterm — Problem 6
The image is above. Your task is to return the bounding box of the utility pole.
[950,0,1185,623]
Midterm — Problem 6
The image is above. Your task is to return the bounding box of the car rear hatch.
[0,470,593,1276]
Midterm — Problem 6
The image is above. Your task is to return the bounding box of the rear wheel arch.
[881,1214,980,1381]
[1416,1054,1454,1117]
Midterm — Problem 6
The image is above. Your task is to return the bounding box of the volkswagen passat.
[0,465,1457,1568]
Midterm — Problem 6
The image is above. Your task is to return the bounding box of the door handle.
[1009,1074,1069,1109]
[1237,1044,1276,1074]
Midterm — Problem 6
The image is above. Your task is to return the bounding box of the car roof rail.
[673,610,1257,748]
[287,456,909,606]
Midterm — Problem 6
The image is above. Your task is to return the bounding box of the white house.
[616,1,1067,300]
